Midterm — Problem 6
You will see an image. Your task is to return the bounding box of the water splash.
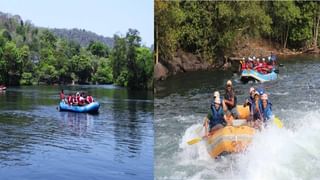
[176,111,320,180]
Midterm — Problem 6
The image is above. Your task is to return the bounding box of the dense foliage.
[156,1,320,63]
[0,12,153,89]
[51,28,114,48]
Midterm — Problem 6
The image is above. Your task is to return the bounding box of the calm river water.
[0,85,153,180]
[155,55,320,180]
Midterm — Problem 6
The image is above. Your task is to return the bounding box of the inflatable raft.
[205,105,255,158]
[241,69,277,83]
[58,101,100,113]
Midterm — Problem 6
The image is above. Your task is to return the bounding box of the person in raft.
[60,89,68,103]
[204,95,227,136]
[249,88,267,129]
[243,87,256,120]
[224,80,239,119]
[260,93,272,124]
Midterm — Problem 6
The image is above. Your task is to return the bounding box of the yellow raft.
[206,105,255,158]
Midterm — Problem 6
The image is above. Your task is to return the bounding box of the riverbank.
[154,38,319,81]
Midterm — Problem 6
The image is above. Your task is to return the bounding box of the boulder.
[154,62,169,81]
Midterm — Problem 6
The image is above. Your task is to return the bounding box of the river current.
[155,55,320,180]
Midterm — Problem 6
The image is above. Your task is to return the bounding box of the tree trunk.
[314,12,320,48]
[155,24,159,64]
[284,25,289,49]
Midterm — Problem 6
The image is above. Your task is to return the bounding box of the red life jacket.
[72,96,77,104]
[67,96,72,104]
[241,61,246,70]
[76,96,81,105]
[86,96,93,103]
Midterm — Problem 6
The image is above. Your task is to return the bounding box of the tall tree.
[126,29,141,88]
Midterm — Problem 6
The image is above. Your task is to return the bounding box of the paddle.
[273,116,283,128]
[187,137,204,145]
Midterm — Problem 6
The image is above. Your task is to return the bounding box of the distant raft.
[205,105,255,158]
[58,101,100,113]
[241,69,277,83]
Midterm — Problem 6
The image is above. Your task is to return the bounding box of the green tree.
[92,57,113,84]
[69,54,93,84]
[87,41,109,57]
[135,47,153,89]
[3,41,22,85]
[111,34,127,85]
[126,29,141,88]
[271,1,300,48]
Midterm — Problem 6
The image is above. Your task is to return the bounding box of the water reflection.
[59,112,94,136]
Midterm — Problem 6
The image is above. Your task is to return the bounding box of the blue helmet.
[256,88,265,95]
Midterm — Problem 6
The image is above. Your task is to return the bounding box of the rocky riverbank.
[154,38,318,81]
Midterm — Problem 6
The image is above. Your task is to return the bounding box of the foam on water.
[174,111,320,180]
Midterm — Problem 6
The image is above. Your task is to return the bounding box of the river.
[155,55,320,180]
[0,85,153,180]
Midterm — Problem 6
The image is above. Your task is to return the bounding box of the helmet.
[226,80,232,86]
[254,91,260,96]
[262,58,265,61]
[249,87,255,93]
[261,93,268,100]
[256,88,264,95]
[213,91,220,98]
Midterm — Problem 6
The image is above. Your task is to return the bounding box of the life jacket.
[251,100,262,120]
[86,96,93,103]
[261,101,272,122]
[79,96,85,105]
[209,105,224,128]
[67,96,72,104]
[241,61,246,70]
[224,91,237,110]
[72,96,77,104]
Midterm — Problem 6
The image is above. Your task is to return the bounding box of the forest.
[0,12,153,89]
[156,1,320,67]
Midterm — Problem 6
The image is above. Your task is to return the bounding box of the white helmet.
[261,93,268,100]
[213,91,220,98]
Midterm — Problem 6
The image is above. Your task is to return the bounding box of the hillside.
[50,28,114,48]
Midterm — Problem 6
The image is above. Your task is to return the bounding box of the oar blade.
[274,117,283,128]
[187,138,202,145]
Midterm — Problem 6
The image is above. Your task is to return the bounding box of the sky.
[0,0,154,46]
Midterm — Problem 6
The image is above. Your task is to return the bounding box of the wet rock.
[154,62,169,81]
